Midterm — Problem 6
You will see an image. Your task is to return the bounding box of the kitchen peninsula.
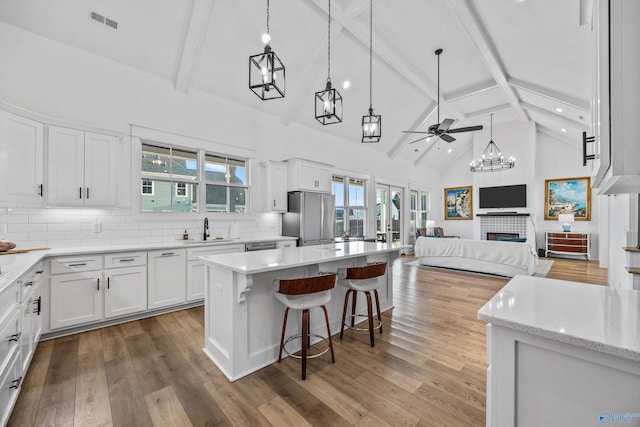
[201,241,407,381]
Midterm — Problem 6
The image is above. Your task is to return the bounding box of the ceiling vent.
[90,11,118,31]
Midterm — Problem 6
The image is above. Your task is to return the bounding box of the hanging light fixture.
[469,114,515,172]
[361,0,381,143]
[249,0,285,100]
[315,0,342,125]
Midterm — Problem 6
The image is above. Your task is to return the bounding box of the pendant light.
[315,0,342,125]
[249,0,285,100]
[469,114,515,172]
[361,0,381,143]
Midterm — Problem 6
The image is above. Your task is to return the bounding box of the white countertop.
[0,236,296,293]
[201,242,408,274]
[478,275,640,361]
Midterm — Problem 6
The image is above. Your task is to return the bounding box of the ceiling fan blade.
[440,133,456,143]
[446,125,484,134]
[437,118,455,132]
[402,130,432,134]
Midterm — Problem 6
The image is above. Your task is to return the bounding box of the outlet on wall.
[93,222,102,233]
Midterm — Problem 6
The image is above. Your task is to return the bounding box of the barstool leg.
[365,291,375,347]
[321,305,335,363]
[278,307,289,362]
[350,290,357,327]
[340,289,351,339]
[301,309,309,380]
[373,289,383,334]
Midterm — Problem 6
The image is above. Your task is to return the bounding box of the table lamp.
[426,220,436,236]
[558,214,575,232]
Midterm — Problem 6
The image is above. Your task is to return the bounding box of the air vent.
[89,10,118,31]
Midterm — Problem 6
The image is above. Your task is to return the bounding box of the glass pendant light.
[470,114,515,172]
[249,0,285,100]
[362,0,381,143]
[315,0,342,125]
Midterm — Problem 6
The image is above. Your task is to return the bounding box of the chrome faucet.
[203,217,210,241]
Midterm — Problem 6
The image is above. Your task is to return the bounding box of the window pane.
[421,212,428,229]
[348,178,365,206]
[410,212,417,233]
[230,187,247,213]
[410,190,418,210]
[335,208,345,237]
[141,144,170,176]
[206,184,228,212]
[172,149,198,180]
[349,208,366,236]
[420,193,428,211]
[228,157,247,185]
[205,154,228,183]
[141,179,197,212]
[332,176,345,206]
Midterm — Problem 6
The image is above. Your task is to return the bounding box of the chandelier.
[469,114,515,172]
[248,0,285,100]
[315,0,342,125]
[361,0,381,143]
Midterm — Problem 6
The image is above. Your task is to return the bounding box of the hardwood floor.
[8,257,607,427]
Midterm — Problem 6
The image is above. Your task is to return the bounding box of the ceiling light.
[249,0,285,100]
[342,81,350,89]
[470,114,515,172]
[556,107,563,112]
[561,128,567,132]
[447,148,452,153]
[361,0,381,143]
[315,0,342,125]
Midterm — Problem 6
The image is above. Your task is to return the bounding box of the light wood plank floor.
[9,256,607,427]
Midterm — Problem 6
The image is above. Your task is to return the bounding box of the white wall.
[0,22,440,248]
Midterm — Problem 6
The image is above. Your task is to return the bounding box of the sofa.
[414,236,537,277]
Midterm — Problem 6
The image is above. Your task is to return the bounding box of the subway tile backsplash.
[0,207,282,249]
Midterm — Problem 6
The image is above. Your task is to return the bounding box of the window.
[141,179,154,195]
[332,175,367,237]
[175,182,187,197]
[205,155,248,213]
[410,189,430,233]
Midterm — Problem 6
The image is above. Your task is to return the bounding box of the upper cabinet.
[286,158,332,193]
[261,161,287,212]
[0,111,44,206]
[591,0,640,194]
[47,126,118,207]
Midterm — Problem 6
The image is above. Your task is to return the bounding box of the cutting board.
[0,248,49,255]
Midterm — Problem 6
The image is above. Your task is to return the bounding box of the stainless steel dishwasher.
[245,241,278,252]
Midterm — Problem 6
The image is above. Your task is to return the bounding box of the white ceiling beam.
[173,0,212,93]
[387,102,437,159]
[521,102,589,130]
[446,0,529,122]
[445,81,499,103]
[579,0,594,26]
[508,77,590,113]
[465,103,512,119]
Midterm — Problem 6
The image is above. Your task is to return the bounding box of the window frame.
[141,179,154,196]
[332,175,367,237]
[410,189,430,231]
[204,154,249,213]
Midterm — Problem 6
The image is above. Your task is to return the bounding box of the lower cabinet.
[186,244,244,301]
[50,271,103,329]
[104,266,147,318]
[148,249,186,309]
[0,350,22,427]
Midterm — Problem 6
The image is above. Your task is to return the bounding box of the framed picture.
[444,186,473,220]
[544,176,591,220]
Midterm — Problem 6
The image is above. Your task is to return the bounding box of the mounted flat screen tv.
[479,184,527,209]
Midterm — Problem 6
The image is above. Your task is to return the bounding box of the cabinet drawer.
[51,255,103,274]
[0,310,20,376]
[187,244,244,261]
[0,282,19,326]
[548,238,587,246]
[548,244,588,253]
[0,350,22,427]
[104,251,147,268]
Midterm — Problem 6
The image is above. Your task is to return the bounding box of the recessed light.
[561,128,567,132]
[555,107,563,113]
[342,81,350,89]
[447,148,452,153]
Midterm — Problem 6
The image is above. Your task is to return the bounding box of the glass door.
[376,185,403,244]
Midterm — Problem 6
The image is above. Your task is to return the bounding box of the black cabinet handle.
[107,277,110,290]
[582,132,596,166]
[79,187,82,199]
[34,296,41,315]
[97,278,100,291]
[25,281,33,287]
[86,187,90,199]
[68,263,87,267]
[9,332,21,342]
[35,270,43,274]
[119,258,135,262]
[9,377,23,389]
[38,184,43,197]
[161,252,175,256]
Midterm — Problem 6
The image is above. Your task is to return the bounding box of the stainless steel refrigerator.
[282,191,335,246]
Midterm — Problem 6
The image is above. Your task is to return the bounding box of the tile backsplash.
[0,207,282,249]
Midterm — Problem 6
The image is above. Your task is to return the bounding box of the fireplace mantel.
[477,213,530,217]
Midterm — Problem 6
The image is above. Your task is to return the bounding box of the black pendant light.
[361,0,381,143]
[315,0,342,125]
[249,0,285,100]
[469,114,515,172]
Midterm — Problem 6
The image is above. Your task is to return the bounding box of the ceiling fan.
[404,48,483,144]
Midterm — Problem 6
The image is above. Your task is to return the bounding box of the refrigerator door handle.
[320,199,324,239]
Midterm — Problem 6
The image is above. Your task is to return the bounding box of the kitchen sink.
[184,239,235,244]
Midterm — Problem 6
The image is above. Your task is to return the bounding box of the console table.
[545,232,590,260]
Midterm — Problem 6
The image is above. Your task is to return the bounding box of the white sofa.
[414,237,537,277]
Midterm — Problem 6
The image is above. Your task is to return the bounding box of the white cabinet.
[47,126,118,207]
[148,249,186,309]
[286,158,332,193]
[0,350,22,427]
[591,0,640,194]
[104,266,147,318]
[50,270,103,329]
[0,111,44,206]
[18,262,43,373]
[277,240,295,249]
[186,244,244,301]
[261,161,287,212]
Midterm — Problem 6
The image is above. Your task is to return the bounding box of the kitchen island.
[201,241,407,381]
[478,275,640,427]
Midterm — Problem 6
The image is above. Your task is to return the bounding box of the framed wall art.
[444,186,473,220]
[544,176,591,220]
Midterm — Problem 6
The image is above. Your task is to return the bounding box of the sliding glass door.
[376,185,402,244]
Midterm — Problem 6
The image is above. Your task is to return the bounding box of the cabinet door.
[47,126,85,206]
[84,132,117,207]
[262,161,287,212]
[297,162,318,191]
[314,164,332,193]
[186,245,243,301]
[20,295,33,373]
[105,266,147,318]
[50,271,103,329]
[0,350,22,427]
[30,285,42,346]
[148,250,186,309]
[0,111,44,206]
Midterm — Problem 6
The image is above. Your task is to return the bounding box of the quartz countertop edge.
[477,276,640,362]
[201,242,410,274]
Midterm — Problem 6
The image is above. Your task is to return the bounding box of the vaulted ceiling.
[0,0,592,170]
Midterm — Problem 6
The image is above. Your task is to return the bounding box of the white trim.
[141,179,155,196]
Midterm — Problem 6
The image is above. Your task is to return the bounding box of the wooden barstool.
[274,273,336,380]
[337,262,387,347]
